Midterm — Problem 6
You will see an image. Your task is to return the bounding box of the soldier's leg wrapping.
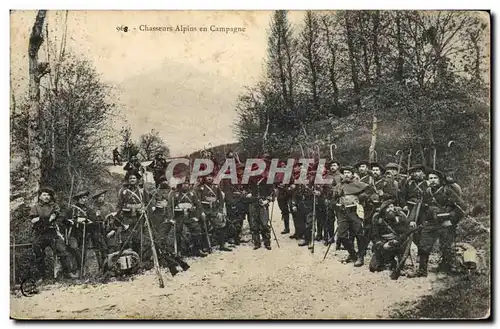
[248,203,261,247]
[184,215,206,256]
[415,224,439,275]
[315,205,326,240]
[278,198,290,233]
[348,212,367,258]
[259,205,271,247]
[233,202,246,244]
[32,232,49,279]
[337,211,357,259]
[438,226,455,272]
[53,235,73,276]
[369,248,385,272]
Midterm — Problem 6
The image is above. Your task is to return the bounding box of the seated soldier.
[369,200,412,272]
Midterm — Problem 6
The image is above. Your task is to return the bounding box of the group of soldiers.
[276,158,467,278]
[26,149,468,283]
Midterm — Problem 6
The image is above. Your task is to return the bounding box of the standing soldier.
[166,177,208,258]
[367,163,399,243]
[113,172,149,255]
[88,190,113,269]
[196,175,232,252]
[408,169,467,278]
[146,153,168,188]
[66,190,96,274]
[220,164,247,245]
[333,165,372,267]
[288,162,303,240]
[275,161,291,235]
[324,160,342,247]
[29,187,77,280]
[113,148,122,166]
[124,155,145,187]
[400,164,429,255]
[384,162,405,203]
[246,170,273,250]
[355,160,373,185]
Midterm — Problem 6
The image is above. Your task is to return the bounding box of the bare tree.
[27,10,49,203]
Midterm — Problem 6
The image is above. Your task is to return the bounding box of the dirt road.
[10,195,449,320]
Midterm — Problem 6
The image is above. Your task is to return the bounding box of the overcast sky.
[10,10,489,157]
[10,10,305,156]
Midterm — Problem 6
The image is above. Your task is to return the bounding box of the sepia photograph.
[9,9,491,320]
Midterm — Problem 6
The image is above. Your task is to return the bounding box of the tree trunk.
[368,109,378,162]
[344,13,360,100]
[372,11,381,82]
[27,10,47,203]
[395,12,405,81]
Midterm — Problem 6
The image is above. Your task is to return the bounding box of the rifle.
[389,225,423,280]
[268,197,280,248]
[309,191,317,253]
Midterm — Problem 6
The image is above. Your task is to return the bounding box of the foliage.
[138,129,171,160]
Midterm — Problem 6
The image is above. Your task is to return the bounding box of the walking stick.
[140,224,143,263]
[268,200,280,248]
[396,150,403,176]
[407,148,412,172]
[310,192,317,253]
[143,212,165,288]
[173,219,178,256]
[80,222,87,277]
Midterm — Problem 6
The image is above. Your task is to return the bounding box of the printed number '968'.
[116,26,129,32]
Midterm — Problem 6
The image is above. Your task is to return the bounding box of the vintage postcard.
[9,10,491,320]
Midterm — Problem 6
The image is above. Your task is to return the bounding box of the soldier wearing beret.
[400,164,429,253]
[369,200,412,272]
[408,169,467,277]
[29,187,77,279]
[112,172,149,255]
[196,174,232,252]
[246,169,273,250]
[333,165,373,267]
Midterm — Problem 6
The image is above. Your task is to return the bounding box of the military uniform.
[334,166,371,266]
[246,175,273,250]
[113,148,122,166]
[87,190,113,268]
[276,180,291,235]
[196,177,232,251]
[409,169,467,277]
[367,164,398,242]
[400,164,429,252]
[29,188,76,279]
[65,191,98,273]
[369,201,411,272]
[165,181,207,258]
[324,164,342,246]
[221,175,247,245]
[114,180,149,255]
[147,155,168,188]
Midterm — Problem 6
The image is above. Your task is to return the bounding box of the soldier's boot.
[59,256,78,279]
[281,214,290,234]
[263,231,272,250]
[340,238,358,263]
[354,236,367,267]
[407,254,429,278]
[193,236,208,258]
[234,222,243,246]
[252,233,261,250]
[217,228,233,252]
[166,260,179,277]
